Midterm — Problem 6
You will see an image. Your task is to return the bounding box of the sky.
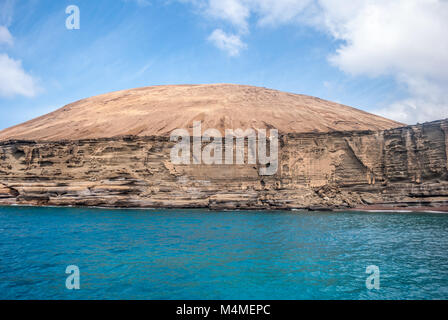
[0,0,447,130]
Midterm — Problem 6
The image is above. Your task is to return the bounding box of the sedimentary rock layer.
[0,119,447,210]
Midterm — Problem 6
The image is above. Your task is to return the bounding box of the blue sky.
[0,0,447,130]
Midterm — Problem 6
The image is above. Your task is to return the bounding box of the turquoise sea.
[0,206,447,300]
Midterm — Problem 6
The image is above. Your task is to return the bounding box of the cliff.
[1,119,447,210]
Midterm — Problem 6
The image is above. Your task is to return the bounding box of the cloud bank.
[185,0,448,124]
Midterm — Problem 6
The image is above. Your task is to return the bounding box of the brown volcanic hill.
[0,84,403,141]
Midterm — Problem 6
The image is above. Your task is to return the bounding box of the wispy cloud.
[0,0,15,26]
[205,0,250,32]
[124,0,151,7]
[208,29,246,56]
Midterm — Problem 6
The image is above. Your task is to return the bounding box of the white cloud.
[0,1,40,99]
[187,0,314,30]
[319,0,448,124]
[322,0,448,79]
[0,54,39,98]
[248,0,315,27]
[183,0,448,124]
[208,28,246,56]
[0,26,13,45]
[206,0,250,32]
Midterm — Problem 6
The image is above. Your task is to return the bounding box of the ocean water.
[0,206,447,300]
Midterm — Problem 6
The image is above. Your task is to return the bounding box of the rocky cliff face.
[0,119,447,210]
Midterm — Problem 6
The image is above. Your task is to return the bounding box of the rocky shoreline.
[1,119,447,211]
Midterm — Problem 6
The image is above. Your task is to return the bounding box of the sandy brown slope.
[0,84,403,141]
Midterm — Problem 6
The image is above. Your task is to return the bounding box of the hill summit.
[0,84,402,141]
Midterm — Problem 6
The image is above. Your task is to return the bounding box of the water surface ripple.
[0,206,447,299]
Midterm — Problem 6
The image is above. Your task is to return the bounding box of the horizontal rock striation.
[0,119,447,210]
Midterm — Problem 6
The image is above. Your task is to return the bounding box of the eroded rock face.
[0,120,447,210]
